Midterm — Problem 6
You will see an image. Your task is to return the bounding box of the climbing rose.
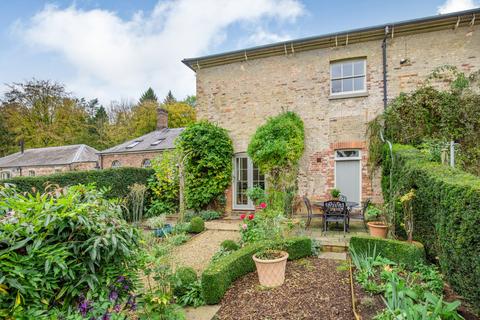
[248,214,254,220]
[259,202,267,209]
[240,214,246,220]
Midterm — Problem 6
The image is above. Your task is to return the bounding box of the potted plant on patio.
[145,215,173,237]
[330,188,341,200]
[247,186,267,211]
[252,246,289,287]
[365,204,388,238]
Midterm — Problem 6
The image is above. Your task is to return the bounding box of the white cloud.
[16,0,304,104]
[437,0,479,14]
[243,27,292,46]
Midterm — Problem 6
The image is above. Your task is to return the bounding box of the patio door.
[233,154,265,210]
[334,150,361,204]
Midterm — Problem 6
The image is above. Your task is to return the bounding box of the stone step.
[318,251,347,260]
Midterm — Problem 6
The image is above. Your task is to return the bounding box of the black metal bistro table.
[313,201,360,232]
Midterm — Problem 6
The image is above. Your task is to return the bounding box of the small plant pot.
[367,221,388,238]
[153,223,172,237]
[252,250,289,287]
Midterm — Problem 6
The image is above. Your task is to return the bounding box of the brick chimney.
[157,108,168,130]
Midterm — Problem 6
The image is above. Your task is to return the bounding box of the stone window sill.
[329,92,369,100]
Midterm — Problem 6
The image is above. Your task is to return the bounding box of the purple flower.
[113,304,121,313]
[117,276,125,282]
[126,295,137,311]
[101,312,111,320]
[123,284,129,290]
[109,290,118,301]
[77,296,92,316]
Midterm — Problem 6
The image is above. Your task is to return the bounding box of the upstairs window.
[151,138,165,146]
[330,59,366,95]
[126,140,141,149]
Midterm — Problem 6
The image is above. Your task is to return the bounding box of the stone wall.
[100,152,163,169]
[0,161,97,178]
[195,24,479,211]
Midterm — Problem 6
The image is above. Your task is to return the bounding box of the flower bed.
[201,237,312,304]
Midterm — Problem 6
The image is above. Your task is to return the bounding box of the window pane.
[342,78,353,92]
[354,61,364,76]
[342,62,353,77]
[354,76,365,91]
[336,150,359,158]
[331,64,341,78]
[331,79,342,93]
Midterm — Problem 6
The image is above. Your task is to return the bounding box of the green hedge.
[2,167,154,199]
[382,144,480,308]
[201,237,312,304]
[350,235,425,266]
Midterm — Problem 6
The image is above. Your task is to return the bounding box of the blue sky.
[0,0,478,105]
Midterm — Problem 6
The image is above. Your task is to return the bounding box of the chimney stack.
[157,108,168,130]
[19,140,24,154]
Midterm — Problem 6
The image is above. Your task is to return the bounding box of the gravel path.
[169,229,240,273]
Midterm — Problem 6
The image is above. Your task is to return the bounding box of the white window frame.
[333,149,362,203]
[0,171,11,180]
[330,59,367,96]
[232,154,265,210]
[28,170,35,177]
[111,160,121,168]
[142,159,151,168]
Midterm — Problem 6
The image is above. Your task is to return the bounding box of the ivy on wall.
[177,121,234,212]
[247,111,305,214]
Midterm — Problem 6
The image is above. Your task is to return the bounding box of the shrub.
[201,237,311,304]
[247,111,304,213]
[199,210,222,221]
[2,167,153,199]
[177,121,234,211]
[382,144,480,308]
[221,240,240,251]
[0,184,140,317]
[189,217,205,233]
[148,151,180,215]
[174,267,198,296]
[350,236,425,267]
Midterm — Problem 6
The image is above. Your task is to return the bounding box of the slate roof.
[0,144,99,168]
[99,128,184,155]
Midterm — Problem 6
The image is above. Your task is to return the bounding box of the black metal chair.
[349,198,371,231]
[303,196,323,229]
[323,200,349,234]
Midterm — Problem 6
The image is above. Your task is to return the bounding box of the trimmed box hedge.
[350,235,425,266]
[201,237,312,304]
[2,167,154,199]
[382,144,480,309]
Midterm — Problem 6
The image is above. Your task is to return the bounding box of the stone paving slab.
[318,251,347,260]
[185,305,220,320]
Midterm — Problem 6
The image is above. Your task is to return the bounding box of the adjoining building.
[98,108,184,169]
[182,9,480,213]
[0,144,99,179]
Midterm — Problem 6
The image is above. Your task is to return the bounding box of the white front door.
[233,155,265,210]
[334,150,361,204]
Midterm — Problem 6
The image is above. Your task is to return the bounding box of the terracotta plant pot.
[252,250,289,287]
[367,221,388,238]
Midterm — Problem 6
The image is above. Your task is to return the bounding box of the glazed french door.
[233,155,265,210]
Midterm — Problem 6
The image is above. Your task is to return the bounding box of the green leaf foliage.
[349,236,425,266]
[247,111,304,174]
[2,167,153,199]
[382,144,480,310]
[0,184,140,316]
[177,121,234,211]
[188,217,205,233]
[148,151,180,215]
[201,237,311,304]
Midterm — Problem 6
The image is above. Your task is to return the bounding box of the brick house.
[99,109,184,169]
[0,144,99,179]
[182,9,480,213]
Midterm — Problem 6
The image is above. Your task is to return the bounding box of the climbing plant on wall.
[247,111,305,215]
[177,121,234,212]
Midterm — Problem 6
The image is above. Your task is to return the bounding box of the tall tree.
[164,102,196,128]
[139,87,158,103]
[183,95,196,107]
[163,90,177,105]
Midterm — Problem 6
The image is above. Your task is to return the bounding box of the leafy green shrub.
[173,267,198,296]
[166,233,190,246]
[199,210,222,221]
[144,215,167,229]
[189,217,205,233]
[246,187,267,205]
[176,280,205,308]
[382,144,480,308]
[177,121,234,211]
[201,237,311,304]
[247,111,304,213]
[148,151,180,216]
[0,184,140,317]
[123,183,147,223]
[2,167,153,199]
[350,236,425,266]
[221,240,240,251]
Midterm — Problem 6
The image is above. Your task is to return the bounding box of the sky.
[0,0,478,106]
